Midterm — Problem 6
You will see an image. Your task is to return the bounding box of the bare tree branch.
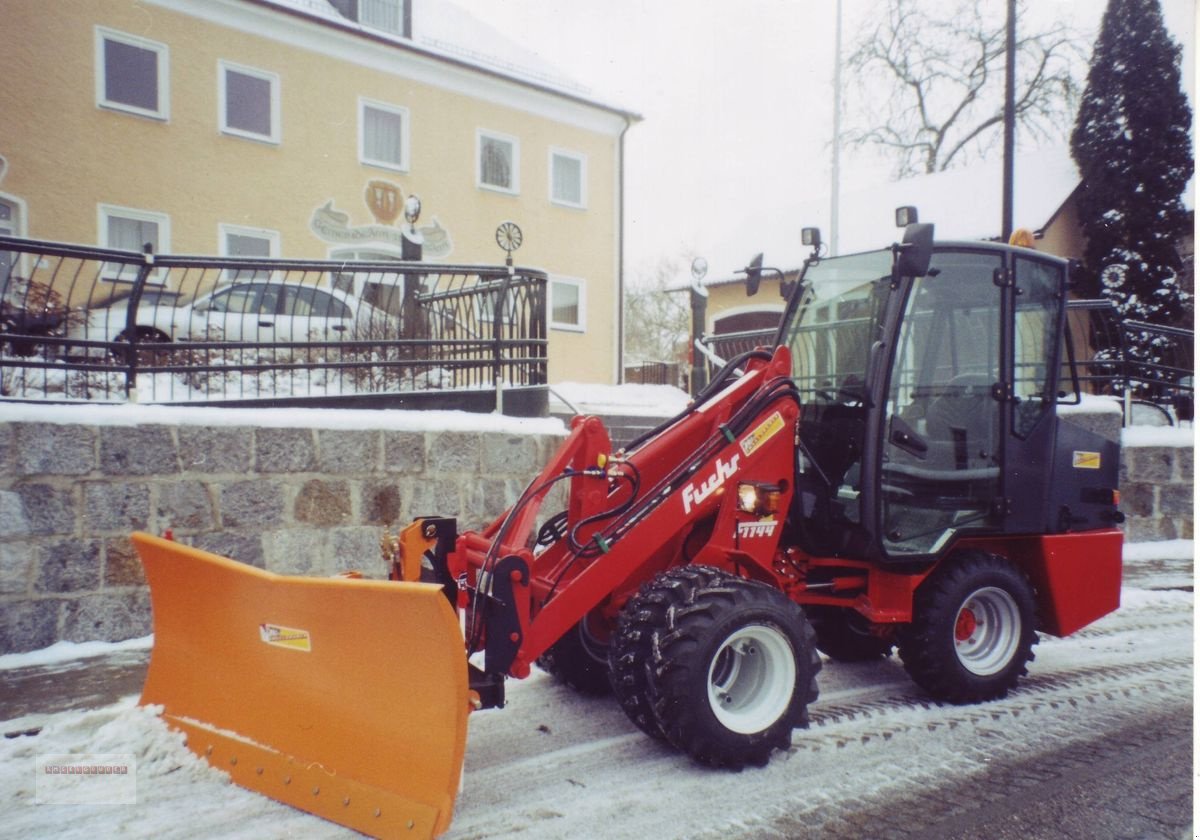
[843,0,1086,178]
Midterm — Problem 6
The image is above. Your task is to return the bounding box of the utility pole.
[830,0,843,256]
[1001,0,1016,241]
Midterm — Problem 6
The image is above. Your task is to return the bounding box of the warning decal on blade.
[259,623,312,652]
[1072,451,1102,469]
[740,411,785,457]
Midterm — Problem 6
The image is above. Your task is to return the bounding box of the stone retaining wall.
[0,417,561,653]
[1121,434,1194,542]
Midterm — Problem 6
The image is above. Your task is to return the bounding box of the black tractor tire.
[898,551,1037,703]
[536,615,612,696]
[811,608,895,662]
[609,566,729,741]
[636,566,821,769]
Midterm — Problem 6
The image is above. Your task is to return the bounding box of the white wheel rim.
[706,624,796,734]
[953,586,1021,676]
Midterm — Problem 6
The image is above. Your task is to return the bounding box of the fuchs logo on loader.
[740,411,785,457]
[1072,450,1102,469]
[259,623,312,652]
[682,454,739,514]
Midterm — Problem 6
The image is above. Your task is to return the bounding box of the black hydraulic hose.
[622,348,775,453]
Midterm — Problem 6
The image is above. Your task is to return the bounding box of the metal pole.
[831,0,843,256]
[1001,0,1016,241]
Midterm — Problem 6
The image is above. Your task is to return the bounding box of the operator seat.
[923,374,995,470]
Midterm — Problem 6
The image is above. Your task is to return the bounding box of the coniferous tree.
[1069,0,1193,327]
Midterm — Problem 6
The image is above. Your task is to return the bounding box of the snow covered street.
[0,546,1191,840]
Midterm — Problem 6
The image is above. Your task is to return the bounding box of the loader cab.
[778,229,1074,566]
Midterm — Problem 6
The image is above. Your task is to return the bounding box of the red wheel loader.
[132,214,1124,838]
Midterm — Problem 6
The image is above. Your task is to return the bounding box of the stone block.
[256,427,316,473]
[0,490,31,538]
[263,528,330,575]
[191,532,265,568]
[1175,446,1192,483]
[0,542,32,596]
[156,480,215,531]
[1123,517,1175,542]
[0,423,13,474]
[361,480,402,526]
[463,478,522,526]
[427,432,480,474]
[84,481,150,534]
[219,480,285,528]
[62,590,152,643]
[103,537,146,587]
[1127,446,1174,483]
[383,430,426,473]
[0,599,61,654]
[480,432,540,476]
[408,477,461,520]
[331,527,386,575]
[178,425,253,473]
[319,429,380,474]
[294,478,353,527]
[35,539,102,593]
[1158,484,1194,517]
[14,483,76,535]
[100,425,178,475]
[13,422,96,475]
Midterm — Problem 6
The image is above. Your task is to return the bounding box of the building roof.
[699,147,1083,289]
[257,0,640,121]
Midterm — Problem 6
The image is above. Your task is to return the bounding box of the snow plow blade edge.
[133,532,470,839]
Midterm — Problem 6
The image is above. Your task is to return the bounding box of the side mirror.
[744,253,764,297]
[895,223,934,278]
[895,206,919,227]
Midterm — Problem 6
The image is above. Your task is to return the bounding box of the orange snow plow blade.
[133,532,470,839]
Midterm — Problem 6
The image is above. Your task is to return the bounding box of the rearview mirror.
[744,253,764,297]
[895,223,934,278]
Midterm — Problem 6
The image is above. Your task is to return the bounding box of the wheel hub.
[952,586,1021,676]
[706,624,796,735]
[954,607,978,642]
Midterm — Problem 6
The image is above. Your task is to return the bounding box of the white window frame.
[358,97,410,172]
[476,128,520,195]
[219,223,280,282]
[94,26,170,121]
[0,191,29,283]
[97,204,170,283]
[549,148,587,209]
[549,275,586,333]
[218,60,281,144]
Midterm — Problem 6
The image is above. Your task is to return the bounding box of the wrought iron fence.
[0,236,547,411]
[697,300,1194,424]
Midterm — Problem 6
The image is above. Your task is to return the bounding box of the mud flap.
[133,532,469,839]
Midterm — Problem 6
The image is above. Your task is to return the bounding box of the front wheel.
[899,551,1037,703]
[639,567,821,769]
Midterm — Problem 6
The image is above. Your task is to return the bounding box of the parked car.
[64,281,391,360]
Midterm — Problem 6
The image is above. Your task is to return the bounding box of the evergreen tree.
[1069,0,1193,327]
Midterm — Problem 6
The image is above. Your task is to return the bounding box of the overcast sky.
[453,1,1196,284]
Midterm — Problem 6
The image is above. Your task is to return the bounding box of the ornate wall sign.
[309,180,453,258]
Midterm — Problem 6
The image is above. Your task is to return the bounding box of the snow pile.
[550,382,691,417]
[0,636,152,672]
[0,400,565,437]
[1122,425,1194,447]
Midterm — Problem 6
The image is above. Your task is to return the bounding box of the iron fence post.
[123,243,156,402]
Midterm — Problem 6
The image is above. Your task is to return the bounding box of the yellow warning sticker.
[740,411,786,457]
[259,623,312,652]
[1072,451,1102,470]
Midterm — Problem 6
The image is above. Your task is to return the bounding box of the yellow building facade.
[0,0,636,384]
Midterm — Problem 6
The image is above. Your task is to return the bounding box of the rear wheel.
[899,551,1037,703]
[536,613,611,696]
[632,566,821,769]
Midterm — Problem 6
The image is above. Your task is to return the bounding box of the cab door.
[878,250,1005,559]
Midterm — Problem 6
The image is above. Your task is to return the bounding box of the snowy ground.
[0,542,1191,840]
